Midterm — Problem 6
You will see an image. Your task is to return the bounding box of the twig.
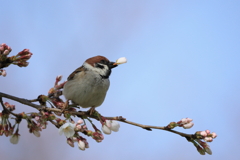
[0,92,42,110]
[0,96,19,117]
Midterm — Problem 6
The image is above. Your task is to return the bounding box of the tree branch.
[0,91,194,139]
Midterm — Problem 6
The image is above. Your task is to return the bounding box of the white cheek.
[84,62,109,75]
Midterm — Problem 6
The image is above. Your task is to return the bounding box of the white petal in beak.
[113,57,127,65]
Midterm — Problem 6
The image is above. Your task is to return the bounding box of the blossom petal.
[105,120,112,128]
[110,121,120,132]
[102,125,111,135]
[115,57,127,65]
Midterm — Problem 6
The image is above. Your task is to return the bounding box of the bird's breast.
[63,71,110,108]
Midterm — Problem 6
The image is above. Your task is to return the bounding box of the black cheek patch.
[96,63,104,69]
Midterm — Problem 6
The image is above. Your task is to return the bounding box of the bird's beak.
[109,62,118,69]
[109,57,127,68]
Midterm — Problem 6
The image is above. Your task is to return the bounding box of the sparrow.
[63,55,119,113]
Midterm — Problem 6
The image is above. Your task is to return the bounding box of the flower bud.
[205,146,212,155]
[67,138,74,147]
[33,130,41,137]
[179,118,188,124]
[101,125,111,135]
[205,130,210,134]
[77,119,84,124]
[110,121,120,132]
[105,120,112,128]
[75,124,82,131]
[10,131,20,144]
[78,140,86,150]
[3,50,9,56]
[183,122,194,129]
[185,118,193,123]
[0,70,7,77]
[196,145,205,155]
[200,131,207,137]
[56,75,62,82]
[167,122,177,129]
[211,132,217,138]
[204,137,213,142]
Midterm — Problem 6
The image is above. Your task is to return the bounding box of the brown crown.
[85,56,110,66]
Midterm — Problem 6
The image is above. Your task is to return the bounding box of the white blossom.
[59,122,75,138]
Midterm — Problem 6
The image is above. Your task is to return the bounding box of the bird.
[63,55,120,114]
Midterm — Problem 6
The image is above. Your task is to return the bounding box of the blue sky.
[1,1,240,160]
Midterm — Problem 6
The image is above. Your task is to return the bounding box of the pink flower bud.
[205,130,210,134]
[3,50,9,56]
[186,118,193,123]
[0,70,7,77]
[16,61,29,67]
[211,132,217,138]
[204,137,213,142]
[67,138,74,147]
[183,122,194,129]
[35,116,40,121]
[20,54,32,60]
[179,118,188,124]
[17,49,30,56]
[200,131,207,137]
[56,75,62,82]
[76,124,82,130]
[77,119,84,124]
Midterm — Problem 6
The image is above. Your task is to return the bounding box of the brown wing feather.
[67,66,85,81]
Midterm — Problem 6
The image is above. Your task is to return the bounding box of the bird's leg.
[87,107,105,124]
[87,107,96,115]
[62,100,69,112]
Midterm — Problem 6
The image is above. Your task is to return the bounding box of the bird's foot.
[62,100,69,113]
[87,107,97,116]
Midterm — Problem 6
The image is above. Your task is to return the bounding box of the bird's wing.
[67,66,85,81]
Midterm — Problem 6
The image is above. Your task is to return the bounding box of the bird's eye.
[96,63,104,69]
